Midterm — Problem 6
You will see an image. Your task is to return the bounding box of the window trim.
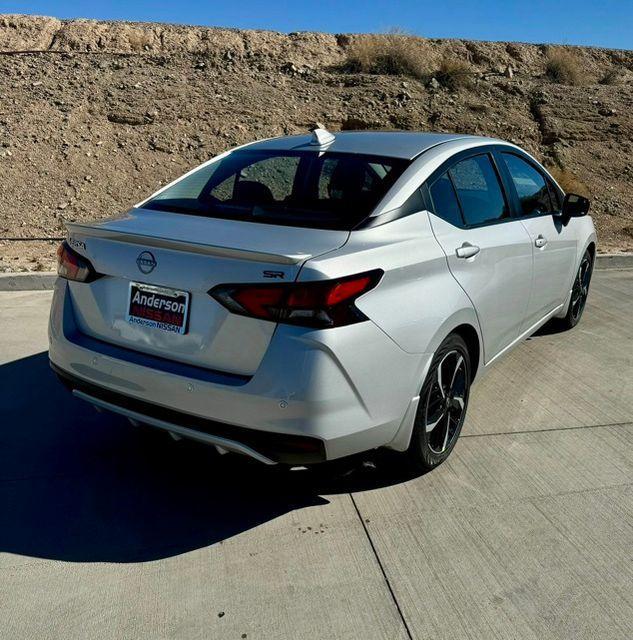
[356,143,566,231]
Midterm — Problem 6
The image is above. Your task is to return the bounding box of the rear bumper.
[49,279,430,463]
[52,363,325,464]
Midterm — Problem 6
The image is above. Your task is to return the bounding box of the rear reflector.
[210,270,383,328]
[56,241,101,283]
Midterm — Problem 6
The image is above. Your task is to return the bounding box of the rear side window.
[428,172,463,226]
[449,155,509,226]
[502,153,553,216]
[143,150,408,230]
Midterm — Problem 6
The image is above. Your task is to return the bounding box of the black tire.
[559,249,594,330]
[406,333,471,473]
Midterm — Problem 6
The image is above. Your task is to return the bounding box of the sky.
[2,0,632,50]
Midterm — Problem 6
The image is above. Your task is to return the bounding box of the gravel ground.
[1,15,632,271]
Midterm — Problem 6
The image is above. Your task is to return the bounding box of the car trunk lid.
[65,208,349,376]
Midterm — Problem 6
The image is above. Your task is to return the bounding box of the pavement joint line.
[529,480,633,502]
[349,493,415,640]
[461,420,633,438]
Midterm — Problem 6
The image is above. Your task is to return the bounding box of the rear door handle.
[535,234,548,248]
[455,243,481,259]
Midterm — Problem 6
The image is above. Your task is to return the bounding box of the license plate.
[126,282,190,335]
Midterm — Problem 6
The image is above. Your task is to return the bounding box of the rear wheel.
[406,334,471,473]
[559,249,594,330]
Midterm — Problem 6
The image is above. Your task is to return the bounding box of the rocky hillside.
[1,14,632,271]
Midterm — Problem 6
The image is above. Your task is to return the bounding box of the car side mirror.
[561,193,590,218]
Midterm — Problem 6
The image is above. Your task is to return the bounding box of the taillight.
[56,241,101,283]
[210,270,383,328]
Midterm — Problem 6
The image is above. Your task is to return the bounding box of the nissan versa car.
[49,129,596,471]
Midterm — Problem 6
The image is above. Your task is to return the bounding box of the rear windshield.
[142,150,409,230]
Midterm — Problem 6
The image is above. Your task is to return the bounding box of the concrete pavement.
[1,270,632,639]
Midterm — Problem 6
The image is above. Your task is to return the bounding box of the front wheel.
[559,249,594,330]
[406,334,471,473]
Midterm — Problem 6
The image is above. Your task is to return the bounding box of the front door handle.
[535,234,548,248]
[455,242,481,259]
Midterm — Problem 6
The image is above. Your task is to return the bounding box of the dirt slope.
[1,15,632,271]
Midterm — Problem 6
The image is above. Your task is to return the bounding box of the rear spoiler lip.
[65,222,310,265]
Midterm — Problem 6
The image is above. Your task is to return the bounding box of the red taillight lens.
[210,270,383,328]
[232,286,286,319]
[324,276,372,306]
[56,241,101,283]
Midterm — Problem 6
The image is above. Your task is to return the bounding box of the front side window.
[449,155,509,226]
[546,177,563,211]
[143,150,408,230]
[502,153,553,217]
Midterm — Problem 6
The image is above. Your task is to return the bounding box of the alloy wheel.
[570,254,592,323]
[424,350,468,454]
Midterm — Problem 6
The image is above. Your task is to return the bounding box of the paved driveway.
[1,269,632,640]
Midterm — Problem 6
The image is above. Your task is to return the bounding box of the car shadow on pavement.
[0,351,412,564]
[529,313,578,337]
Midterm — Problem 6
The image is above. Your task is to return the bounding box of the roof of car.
[243,131,495,160]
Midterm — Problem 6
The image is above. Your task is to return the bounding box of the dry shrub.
[340,117,382,131]
[545,48,582,85]
[599,67,621,85]
[345,30,427,79]
[127,29,153,52]
[436,57,473,89]
[547,166,589,197]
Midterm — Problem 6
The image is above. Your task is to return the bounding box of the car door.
[497,151,577,331]
[425,151,534,363]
